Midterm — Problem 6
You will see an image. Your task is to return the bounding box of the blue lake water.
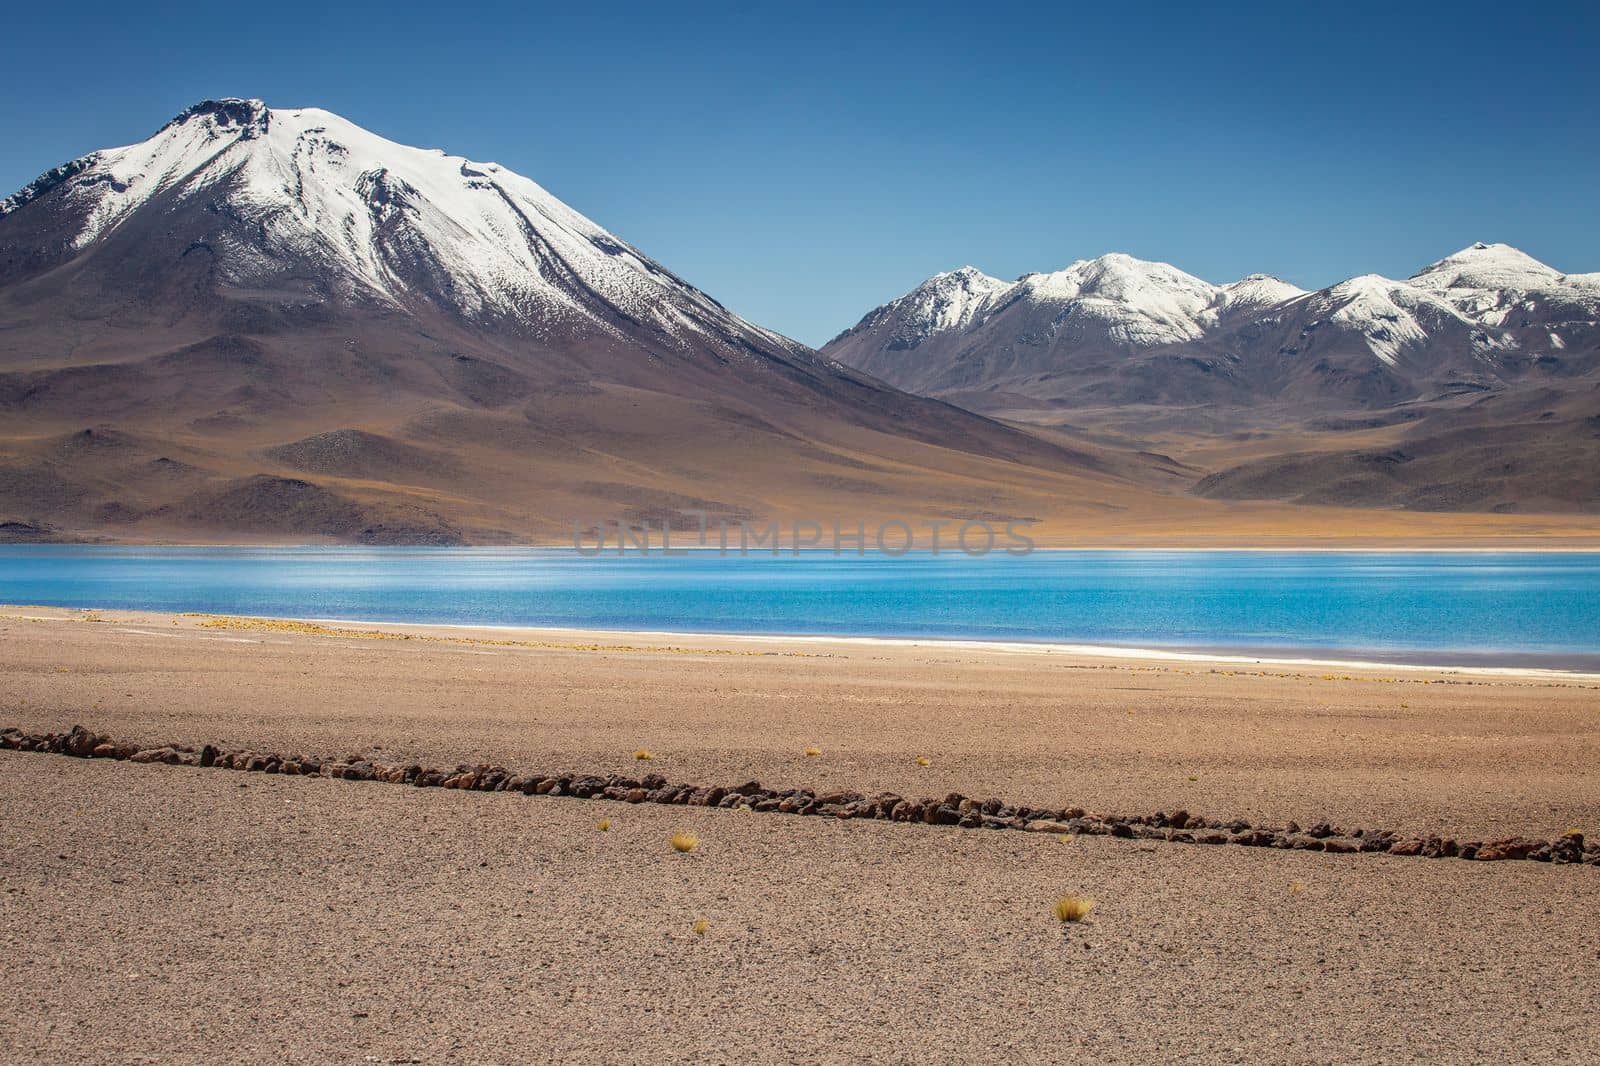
[2,546,1598,669]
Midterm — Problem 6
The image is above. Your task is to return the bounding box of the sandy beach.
[2,606,1599,1062]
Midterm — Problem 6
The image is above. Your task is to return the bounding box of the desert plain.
[2,606,1599,1063]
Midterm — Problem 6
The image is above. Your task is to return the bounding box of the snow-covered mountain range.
[1,98,1595,531]
[823,244,1600,412]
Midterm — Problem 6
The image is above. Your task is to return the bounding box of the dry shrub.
[1053,895,1096,922]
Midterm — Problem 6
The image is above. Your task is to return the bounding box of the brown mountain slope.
[0,100,1205,545]
[2,102,1596,545]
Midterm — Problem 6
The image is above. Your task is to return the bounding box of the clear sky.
[3,1,1596,346]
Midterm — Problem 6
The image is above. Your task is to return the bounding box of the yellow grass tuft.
[670,832,699,853]
[633,749,654,761]
[803,746,822,757]
[597,818,611,831]
[915,755,931,767]
[1053,894,1096,922]
[692,919,710,936]
[1289,881,1307,895]
[1055,833,1076,844]
[1564,826,1584,838]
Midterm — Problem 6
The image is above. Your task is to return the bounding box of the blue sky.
[3,1,1596,346]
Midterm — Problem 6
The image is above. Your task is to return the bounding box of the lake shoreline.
[11,540,1600,552]
[7,605,1600,677]
[294,615,1600,679]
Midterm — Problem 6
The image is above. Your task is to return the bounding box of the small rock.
[1474,837,1541,861]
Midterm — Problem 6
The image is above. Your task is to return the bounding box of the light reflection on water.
[2,546,1598,668]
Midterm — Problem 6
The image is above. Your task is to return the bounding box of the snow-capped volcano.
[0,99,800,362]
[824,244,1596,411]
[0,99,1118,545]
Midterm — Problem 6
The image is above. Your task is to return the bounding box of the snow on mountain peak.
[1219,273,1307,312]
[1300,274,1475,367]
[824,242,1597,404]
[1012,254,1221,345]
[921,265,1008,300]
[4,99,789,354]
[1407,242,1594,326]
[1411,242,1559,290]
[883,266,1009,334]
[164,98,273,137]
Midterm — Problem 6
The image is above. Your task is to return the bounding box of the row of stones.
[6,724,1596,867]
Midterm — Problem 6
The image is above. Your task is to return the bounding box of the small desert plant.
[692,919,710,935]
[915,755,931,767]
[670,832,699,853]
[1053,894,1096,922]
[597,818,611,831]
[633,749,654,761]
[1289,881,1307,895]
[803,746,822,757]
[1056,833,1076,844]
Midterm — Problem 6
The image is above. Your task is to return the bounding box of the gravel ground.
[2,755,1597,1064]
[2,607,1598,1062]
[2,608,1598,838]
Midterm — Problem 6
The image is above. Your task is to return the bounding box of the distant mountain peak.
[1219,273,1307,312]
[1411,241,1560,290]
[922,265,1007,293]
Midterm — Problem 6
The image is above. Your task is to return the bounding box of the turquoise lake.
[2,546,1598,669]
